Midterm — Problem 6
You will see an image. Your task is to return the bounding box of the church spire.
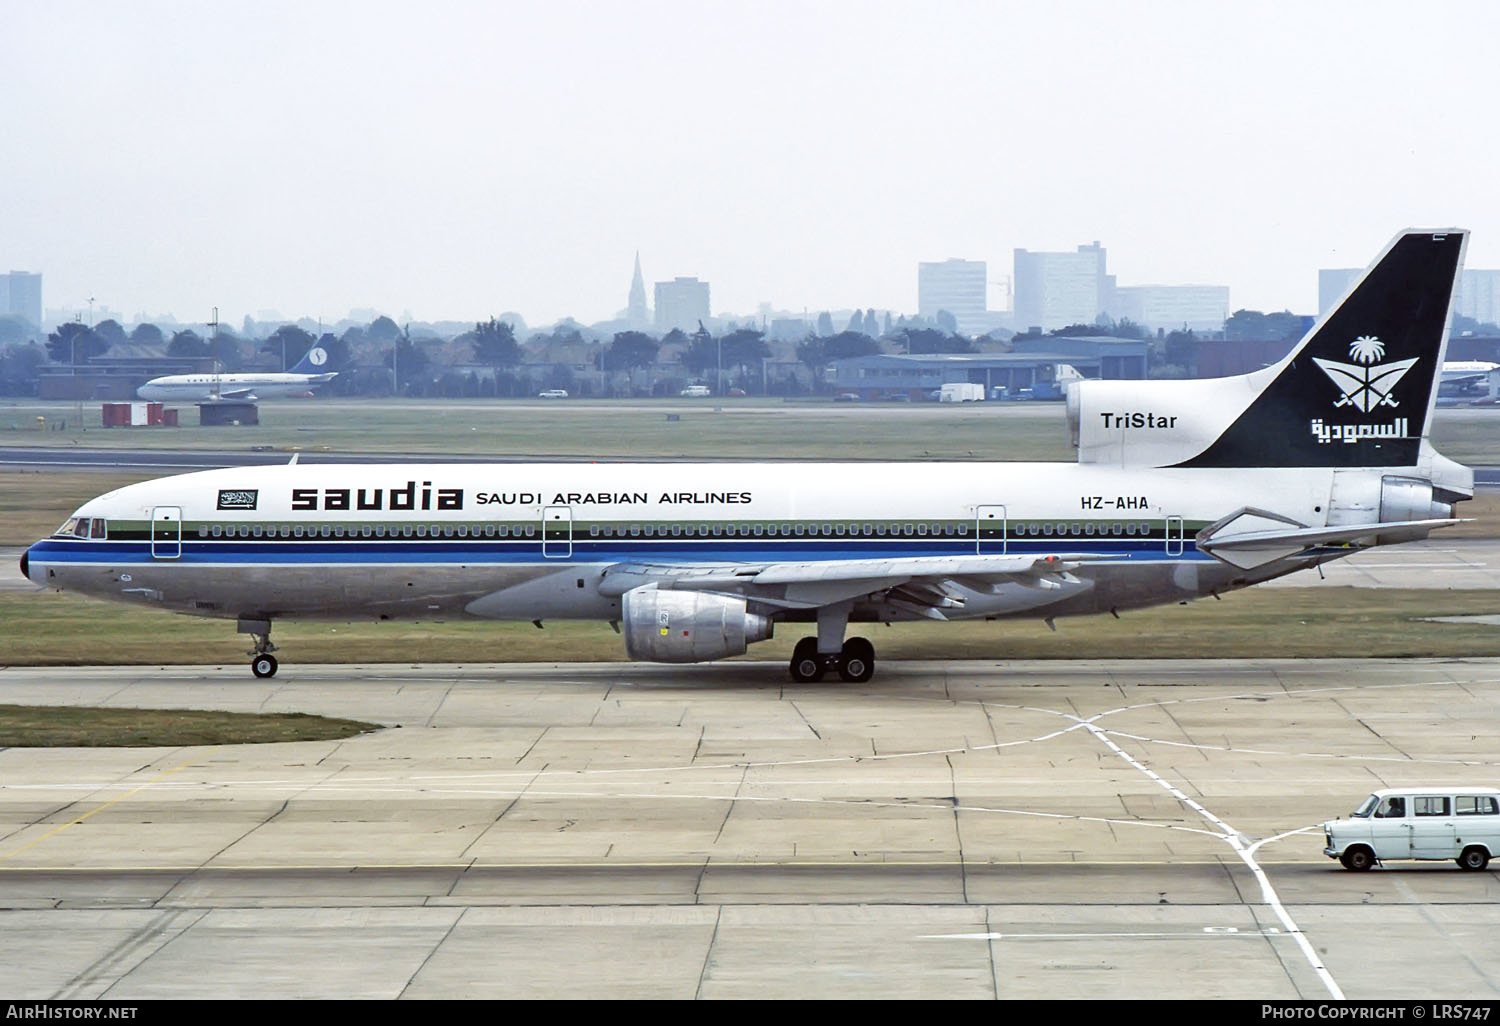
[628,251,649,329]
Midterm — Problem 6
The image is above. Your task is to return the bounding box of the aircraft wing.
[211,388,257,401]
[597,552,1119,615]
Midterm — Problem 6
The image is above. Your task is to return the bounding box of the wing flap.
[598,553,1118,610]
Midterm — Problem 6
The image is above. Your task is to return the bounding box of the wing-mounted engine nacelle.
[622,585,773,663]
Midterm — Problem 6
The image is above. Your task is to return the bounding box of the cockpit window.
[54,517,106,540]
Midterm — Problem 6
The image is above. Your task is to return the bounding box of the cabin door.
[542,505,573,558]
[151,506,182,560]
[976,505,1007,555]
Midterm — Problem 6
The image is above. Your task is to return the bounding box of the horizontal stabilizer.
[1197,507,1462,569]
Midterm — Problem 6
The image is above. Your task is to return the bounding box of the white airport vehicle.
[939,382,984,403]
[680,385,711,397]
[537,389,569,399]
[22,230,1474,682]
[1323,787,1500,871]
[137,347,337,402]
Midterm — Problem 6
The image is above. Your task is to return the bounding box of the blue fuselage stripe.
[28,537,1212,566]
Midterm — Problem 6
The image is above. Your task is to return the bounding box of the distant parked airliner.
[137,346,337,402]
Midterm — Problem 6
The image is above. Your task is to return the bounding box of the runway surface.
[1,659,1498,999]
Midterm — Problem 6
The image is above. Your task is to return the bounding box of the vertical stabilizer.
[1175,230,1465,468]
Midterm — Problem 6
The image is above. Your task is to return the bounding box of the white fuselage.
[136,371,336,401]
[23,458,1388,627]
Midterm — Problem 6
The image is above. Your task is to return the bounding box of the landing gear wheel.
[251,654,279,679]
[789,638,824,683]
[1458,846,1490,871]
[838,637,875,683]
[1341,846,1374,871]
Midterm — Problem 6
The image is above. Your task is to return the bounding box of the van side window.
[1414,796,1449,817]
[1376,796,1405,818]
[1457,796,1498,816]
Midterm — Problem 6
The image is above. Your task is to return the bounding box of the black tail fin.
[1176,229,1465,468]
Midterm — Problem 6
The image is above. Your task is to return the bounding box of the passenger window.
[1414,797,1450,817]
[1457,796,1498,815]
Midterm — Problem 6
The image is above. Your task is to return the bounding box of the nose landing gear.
[239,617,279,678]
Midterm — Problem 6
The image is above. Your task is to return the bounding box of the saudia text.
[290,482,753,511]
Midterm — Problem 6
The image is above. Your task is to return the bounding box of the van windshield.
[1351,794,1378,818]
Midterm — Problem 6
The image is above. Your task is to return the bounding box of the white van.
[679,385,711,397]
[1323,787,1500,871]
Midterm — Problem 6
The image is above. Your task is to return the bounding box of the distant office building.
[768,318,809,342]
[0,271,42,329]
[654,277,710,333]
[1318,269,1363,317]
[1321,266,1500,326]
[1110,285,1230,333]
[1456,270,1500,326]
[627,253,650,330]
[918,259,987,336]
[1013,243,1112,332]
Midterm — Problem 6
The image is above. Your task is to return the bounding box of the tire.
[1342,846,1374,871]
[789,638,823,683]
[251,654,279,679]
[838,637,875,683]
[1458,846,1490,871]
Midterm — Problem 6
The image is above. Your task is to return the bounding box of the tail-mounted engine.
[622,585,773,663]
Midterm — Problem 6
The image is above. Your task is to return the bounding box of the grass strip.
[5,587,1500,666]
[0,703,380,747]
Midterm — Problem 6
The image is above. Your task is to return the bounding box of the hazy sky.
[4,0,1499,328]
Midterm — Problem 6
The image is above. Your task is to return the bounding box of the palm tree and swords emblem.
[1312,336,1418,412]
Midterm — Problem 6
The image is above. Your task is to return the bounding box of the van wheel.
[1457,846,1490,871]
[1341,847,1375,871]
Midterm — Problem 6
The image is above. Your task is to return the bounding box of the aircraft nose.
[19,546,30,582]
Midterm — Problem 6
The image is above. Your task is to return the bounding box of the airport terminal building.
[829,342,1147,401]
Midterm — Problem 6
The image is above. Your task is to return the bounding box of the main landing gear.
[788,600,875,683]
[239,617,279,678]
[789,636,875,683]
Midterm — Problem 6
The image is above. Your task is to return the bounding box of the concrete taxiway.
[1,659,1498,999]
